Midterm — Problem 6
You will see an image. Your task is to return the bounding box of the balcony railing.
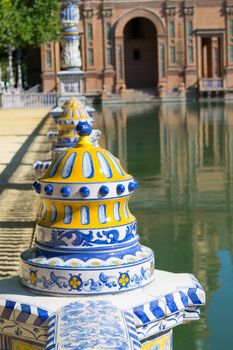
[199,78,224,92]
[1,92,58,109]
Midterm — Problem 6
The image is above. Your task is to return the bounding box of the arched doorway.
[123,17,158,90]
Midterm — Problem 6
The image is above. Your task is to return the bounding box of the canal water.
[96,101,233,350]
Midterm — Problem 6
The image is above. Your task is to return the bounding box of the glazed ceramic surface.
[23,117,154,295]
[33,98,100,176]
[56,300,140,350]
[0,271,205,350]
[141,331,172,350]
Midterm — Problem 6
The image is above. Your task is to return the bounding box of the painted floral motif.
[29,270,37,286]
[22,265,152,294]
[68,274,82,291]
[41,222,137,248]
[118,272,130,288]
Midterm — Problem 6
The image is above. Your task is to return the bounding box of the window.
[88,48,94,66]
[106,23,112,42]
[160,44,165,79]
[229,19,233,36]
[170,47,176,64]
[229,20,233,62]
[87,23,93,41]
[86,22,94,67]
[106,23,113,66]
[45,43,52,68]
[187,20,194,64]
[188,46,194,63]
[230,46,233,63]
[169,21,175,65]
[170,21,175,38]
[213,47,219,77]
[118,46,123,79]
[107,47,113,65]
[188,20,193,37]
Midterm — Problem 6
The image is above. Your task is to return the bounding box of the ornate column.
[157,35,167,98]
[101,7,115,94]
[225,3,233,91]
[165,5,181,93]
[82,8,94,71]
[114,36,125,94]
[183,3,197,95]
[165,6,176,69]
[57,0,86,104]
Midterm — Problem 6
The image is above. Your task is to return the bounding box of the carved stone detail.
[102,8,113,18]
[184,6,194,16]
[165,6,176,17]
[226,6,233,15]
[61,39,82,69]
[83,8,94,19]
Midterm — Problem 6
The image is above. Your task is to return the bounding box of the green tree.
[0,0,60,49]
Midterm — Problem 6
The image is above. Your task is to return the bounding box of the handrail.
[199,78,223,91]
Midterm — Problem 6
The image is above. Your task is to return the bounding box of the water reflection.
[97,101,233,350]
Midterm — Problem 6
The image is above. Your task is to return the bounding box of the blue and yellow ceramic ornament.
[34,97,100,175]
[21,121,154,295]
[51,97,94,156]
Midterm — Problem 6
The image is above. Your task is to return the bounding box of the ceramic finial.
[76,121,92,136]
[76,121,93,147]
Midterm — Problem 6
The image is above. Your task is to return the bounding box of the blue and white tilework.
[0,270,205,349]
[45,315,57,350]
[0,299,50,327]
[56,300,141,350]
[136,312,184,340]
[23,118,155,295]
[36,222,138,250]
[20,251,154,295]
[130,274,205,328]
[0,298,51,344]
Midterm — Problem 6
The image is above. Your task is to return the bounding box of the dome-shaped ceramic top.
[20,122,154,296]
[41,143,132,184]
[33,98,100,177]
[55,98,93,147]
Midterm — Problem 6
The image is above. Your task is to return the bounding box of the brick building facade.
[40,0,233,99]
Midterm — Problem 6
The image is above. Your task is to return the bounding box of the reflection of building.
[99,101,233,349]
[41,0,233,98]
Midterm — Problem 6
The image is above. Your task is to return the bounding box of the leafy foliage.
[0,0,60,49]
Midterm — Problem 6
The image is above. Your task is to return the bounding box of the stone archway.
[114,8,166,93]
[123,17,157,89]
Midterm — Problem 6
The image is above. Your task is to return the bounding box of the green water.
[98,101,233,350]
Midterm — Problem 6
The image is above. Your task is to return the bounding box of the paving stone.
[0,189,39,221]
[9,165,37,184]
[0,109,51,277]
